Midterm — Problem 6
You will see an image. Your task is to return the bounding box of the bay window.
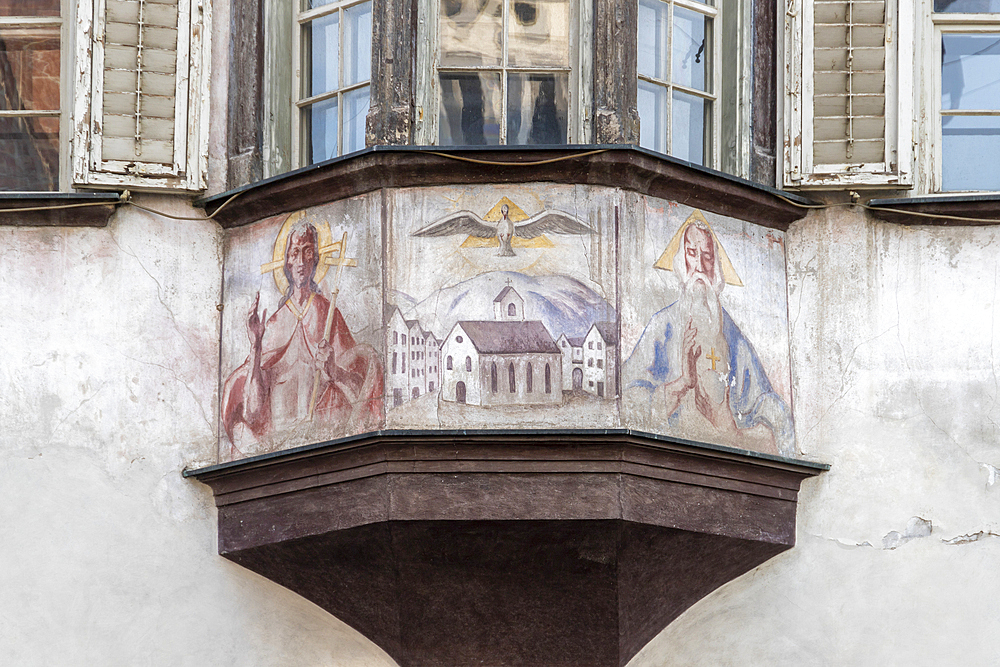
[296,0,372,164]
[636,0,717,166]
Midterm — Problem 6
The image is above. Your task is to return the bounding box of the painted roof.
[493,286,523,303]
[590,322,618,346]
[457,321,559,354]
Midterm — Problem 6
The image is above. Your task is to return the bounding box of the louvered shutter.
[783,0,911,188]
[73,0,210,191]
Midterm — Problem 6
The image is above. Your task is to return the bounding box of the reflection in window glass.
[506,73,567,145]
[438,0,571,144]
[934,0,1000,12]
[636,0,714,166]
[299,0,372,164]
[0,8,60,191]
[941,33,1000,190]
[439,72,502,145]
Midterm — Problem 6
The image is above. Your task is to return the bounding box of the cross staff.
[308,231,357,420]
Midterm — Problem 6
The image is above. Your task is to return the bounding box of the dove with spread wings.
[413,202,594,257]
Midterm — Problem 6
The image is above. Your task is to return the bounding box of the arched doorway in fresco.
[456,381,466,404]
[572,368,583,390]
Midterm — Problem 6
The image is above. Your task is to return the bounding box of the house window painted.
[447,355,453,369]
[0,0,61,191]
[296,0,372,165]
[527,362,533,392]
[544,363,551,393]
[935,3,1000,191]
[637,0,717,166]
[508,303,517,316]
[508,362,516,392]
[465,356,472,371]
[491,362,498,392]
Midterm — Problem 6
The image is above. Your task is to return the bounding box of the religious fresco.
[219,196,384,462]
[619,198,795,457]
[218,185,796,461]
[385,185,619,430]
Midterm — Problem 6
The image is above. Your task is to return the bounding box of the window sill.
[868,193,1000,226]
[196,145,816,230]
[0,192,123,227]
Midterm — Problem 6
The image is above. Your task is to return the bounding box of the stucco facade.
[3,0,1000,665]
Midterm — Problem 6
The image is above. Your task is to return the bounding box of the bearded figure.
[623,220,795,457]
[222,221,383,458]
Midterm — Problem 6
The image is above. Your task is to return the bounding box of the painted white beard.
[678,271,723,338]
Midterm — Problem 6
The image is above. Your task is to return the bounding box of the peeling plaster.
[943,531,1000,546]
[882,517,932,550]
[983,463,999,488]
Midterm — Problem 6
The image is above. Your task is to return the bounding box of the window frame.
[414,0,592,145]
[0,1,69,192]
[636,0,722,169]
[931,11,1000,192]
[291,0,373,167]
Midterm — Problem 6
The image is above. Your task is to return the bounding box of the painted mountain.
[400,271,615,340]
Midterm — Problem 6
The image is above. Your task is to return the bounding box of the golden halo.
[653,210,744,287]
[263,210,334,294]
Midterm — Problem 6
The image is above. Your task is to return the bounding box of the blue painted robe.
[623,302,795,456]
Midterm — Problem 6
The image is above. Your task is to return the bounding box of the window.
[393,351,398,373]
[597,341,602,350]
[394,331,398,344]
[447,355,453,369]
[420,0,586,145]
[588,358,593,367]
[588,341,593,349]
[509,362,516,392]
[935,2,1000,191]
[0,1,62,191]
[508,303,516,316]
[526,362,533,392]
[637,0,716,166]
[491,362,498,392]
[296,0,371,165]
[465,356,472,371]
[597,359,603,368]
[544,363,551,393]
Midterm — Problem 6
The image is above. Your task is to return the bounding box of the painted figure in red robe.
[222,222,383,456]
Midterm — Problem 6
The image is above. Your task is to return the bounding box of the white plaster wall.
[0,200,396,666]
[628,208,1000,666]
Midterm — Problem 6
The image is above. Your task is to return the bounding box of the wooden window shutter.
[73,0,210,191]
[783,0,912,188]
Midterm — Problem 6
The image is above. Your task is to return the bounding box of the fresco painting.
[621,202,795,457]
[220,198,384,461]
[219,185,795,460]
[386,186,619,429]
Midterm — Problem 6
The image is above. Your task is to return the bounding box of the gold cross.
[705,348,721,371]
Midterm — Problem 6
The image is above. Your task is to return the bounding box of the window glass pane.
[439,71,501,144]
[439,0,503,67]
[941,34,1000,111]
[0,26,60,111]
[638,79,668,153]
[507,0,570,68]
[307,13,339,97]
[637,0,668,80]
[344,1,371,86]
[0,115,58,190]
[306,97,338,163]
[506,72,567,144]
[941,115,1000,190]
[672,6,709,92]
[671,90,707,164]
[343,85,369,152]
[0,0,59,16]
[934,0,1000,12]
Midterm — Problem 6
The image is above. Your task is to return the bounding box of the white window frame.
[930,11,1000,192]
[636,0,722,169]
[414,0,591,145]
[291,0,372,166]
[782,0,913,189]
[0,2,69,191]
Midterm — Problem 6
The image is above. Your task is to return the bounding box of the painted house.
[386,306,441,407]
[581,323,617,398]
[556,333,586,391]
